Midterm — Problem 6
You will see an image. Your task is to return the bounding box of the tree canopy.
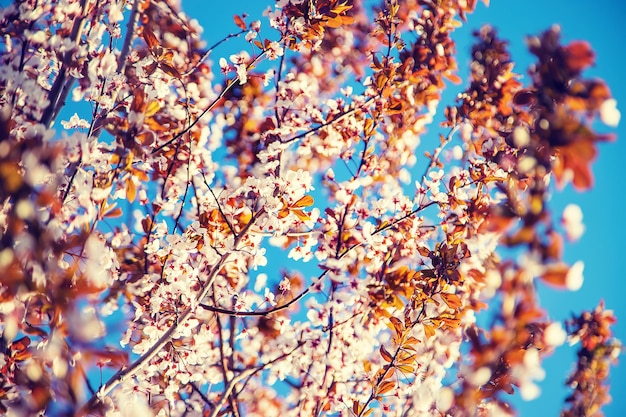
[0,0,621,416]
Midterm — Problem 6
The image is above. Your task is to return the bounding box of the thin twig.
[201,170,237,238]
[152,51,267,155]
[280,97,375,145]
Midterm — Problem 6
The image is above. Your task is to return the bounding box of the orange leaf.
[445,72,462,84]
[12,336,31,350]
[160,62,181,79]
[126,178,137,203]
[325,16,343,29]
[376,380,396,395]
[397,353,417,365]
[104,206,123,219]
[331,3,353,14]
[386,98,405,115]
[553,139,596,190]
[145,101,160,118]
[340,15,355,25]
[291,209,311,221]
[396,364,415,373]
[423,324,436,338]
[441,293,462,310]
[130,88,147,113]
[364,118,374,136]
[403,336,421,348]
[294,195,314,207]
[388,316,404,335]
[135,131,155,147]
[277,208,289,219]
[142,26,159,49]
[234,14,247,30]
[379,345,393,362]
[540,263,569,289]
[238,210,252,226]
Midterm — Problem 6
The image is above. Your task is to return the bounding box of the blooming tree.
[0,0,621,416]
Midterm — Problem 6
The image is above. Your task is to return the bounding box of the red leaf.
[234,14,247,30]
[564,41,594,72]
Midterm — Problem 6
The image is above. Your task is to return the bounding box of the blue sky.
[180,0,626,415]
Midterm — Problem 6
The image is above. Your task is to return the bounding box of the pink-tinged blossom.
[234,293,251,312]
[278,277,291,292]
[252,247,268,269]
[219,57,230,74]
[230,51,250,84]
[562,203,585,241]
[84,233,118,288]
[263,288,277,307]
[60,113,90,129]
[511,348,546,401]
[67,306,105,342]
[566,261,585,291]
[544,322,567,347]
[600,98,620,127]
[266,41,284,60]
